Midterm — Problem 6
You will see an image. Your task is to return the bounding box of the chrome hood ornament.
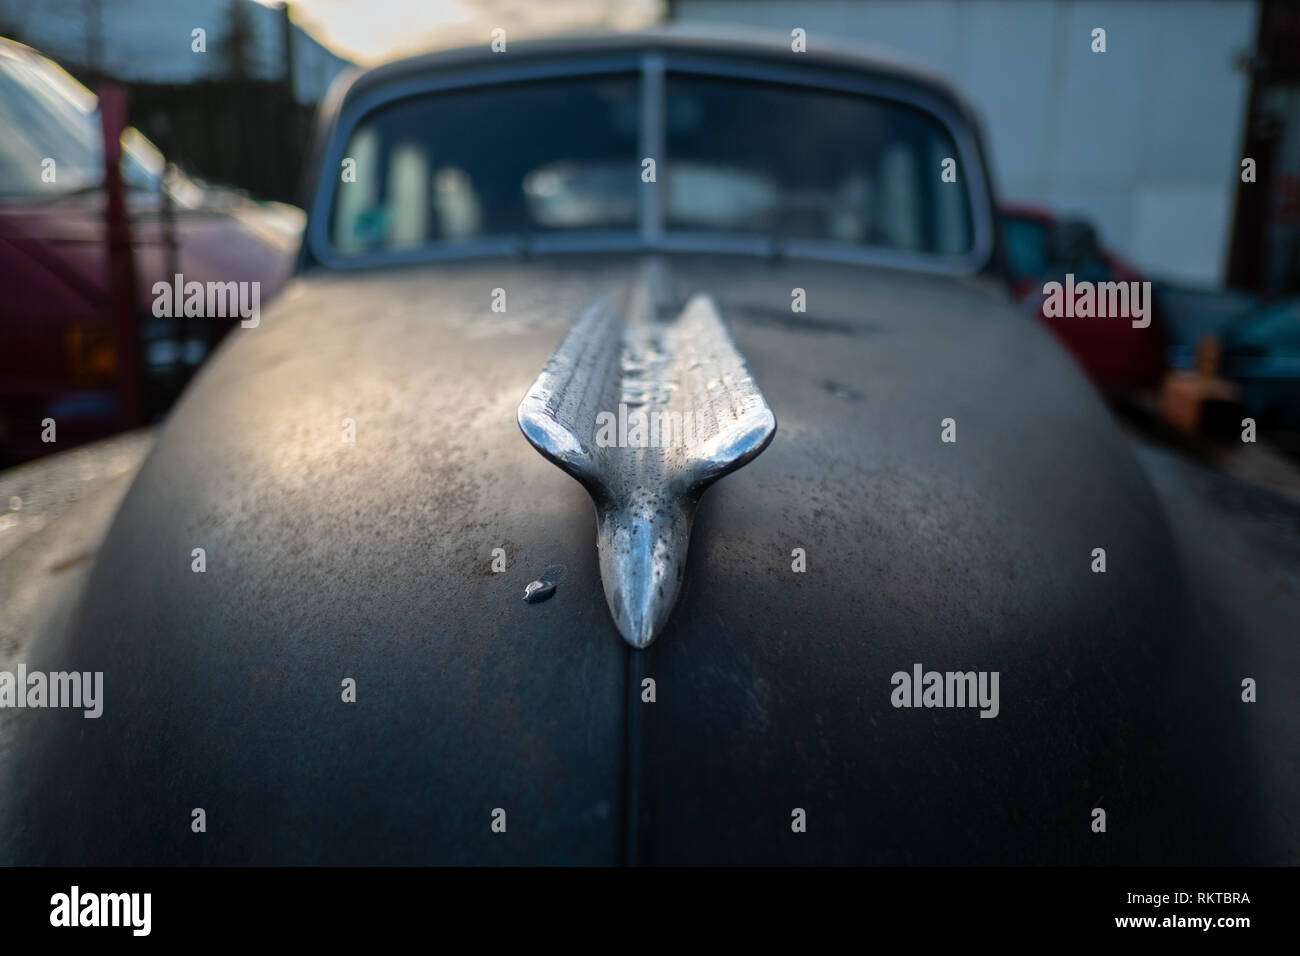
[517,273,776,648]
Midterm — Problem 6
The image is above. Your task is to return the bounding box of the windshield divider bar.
[639,53,665,245]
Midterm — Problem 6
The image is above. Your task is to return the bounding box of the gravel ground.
[1131,438,1300,862]
[0,430,155,672]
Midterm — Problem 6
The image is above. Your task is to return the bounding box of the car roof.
[333,24,977,122]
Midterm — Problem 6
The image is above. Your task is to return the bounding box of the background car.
[1221,297,1300,432]
[1000,202,1168,397]
[0,38,303,466]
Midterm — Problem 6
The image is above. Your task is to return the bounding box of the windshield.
[0,44,165,200]
[665,74,971,253]
[326,68,975,259]
[332,74,641,251]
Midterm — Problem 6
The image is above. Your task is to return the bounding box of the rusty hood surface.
[0,253,1255,864]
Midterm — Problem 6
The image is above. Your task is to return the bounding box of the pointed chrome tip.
[597,500,689,650]
[613,608,660,650]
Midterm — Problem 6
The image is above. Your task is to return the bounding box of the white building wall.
[675,0,1259,285]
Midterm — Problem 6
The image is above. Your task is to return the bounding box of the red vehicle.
[1000,201,1167,396]
[0,39,303,465]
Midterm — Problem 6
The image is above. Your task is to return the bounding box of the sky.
[254,0,665,64]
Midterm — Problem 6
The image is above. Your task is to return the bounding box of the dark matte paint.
[0,255,1257,863]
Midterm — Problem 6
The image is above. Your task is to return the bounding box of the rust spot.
[252,667,287,688]
[48,551,93,573]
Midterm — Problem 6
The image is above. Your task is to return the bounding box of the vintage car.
[0,38,303,466]
[1220,297,1300,432]
[1000,202,1168,397]
[0,29,1257,865]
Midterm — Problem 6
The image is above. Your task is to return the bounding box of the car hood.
[0,253,1254,864]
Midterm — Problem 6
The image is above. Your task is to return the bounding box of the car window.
[0,46,166,201]
[331,74,641,251]
[0,49,102,196]
[1000,214,1049,280]
[664,73,973,255]
[325,68,975,259]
